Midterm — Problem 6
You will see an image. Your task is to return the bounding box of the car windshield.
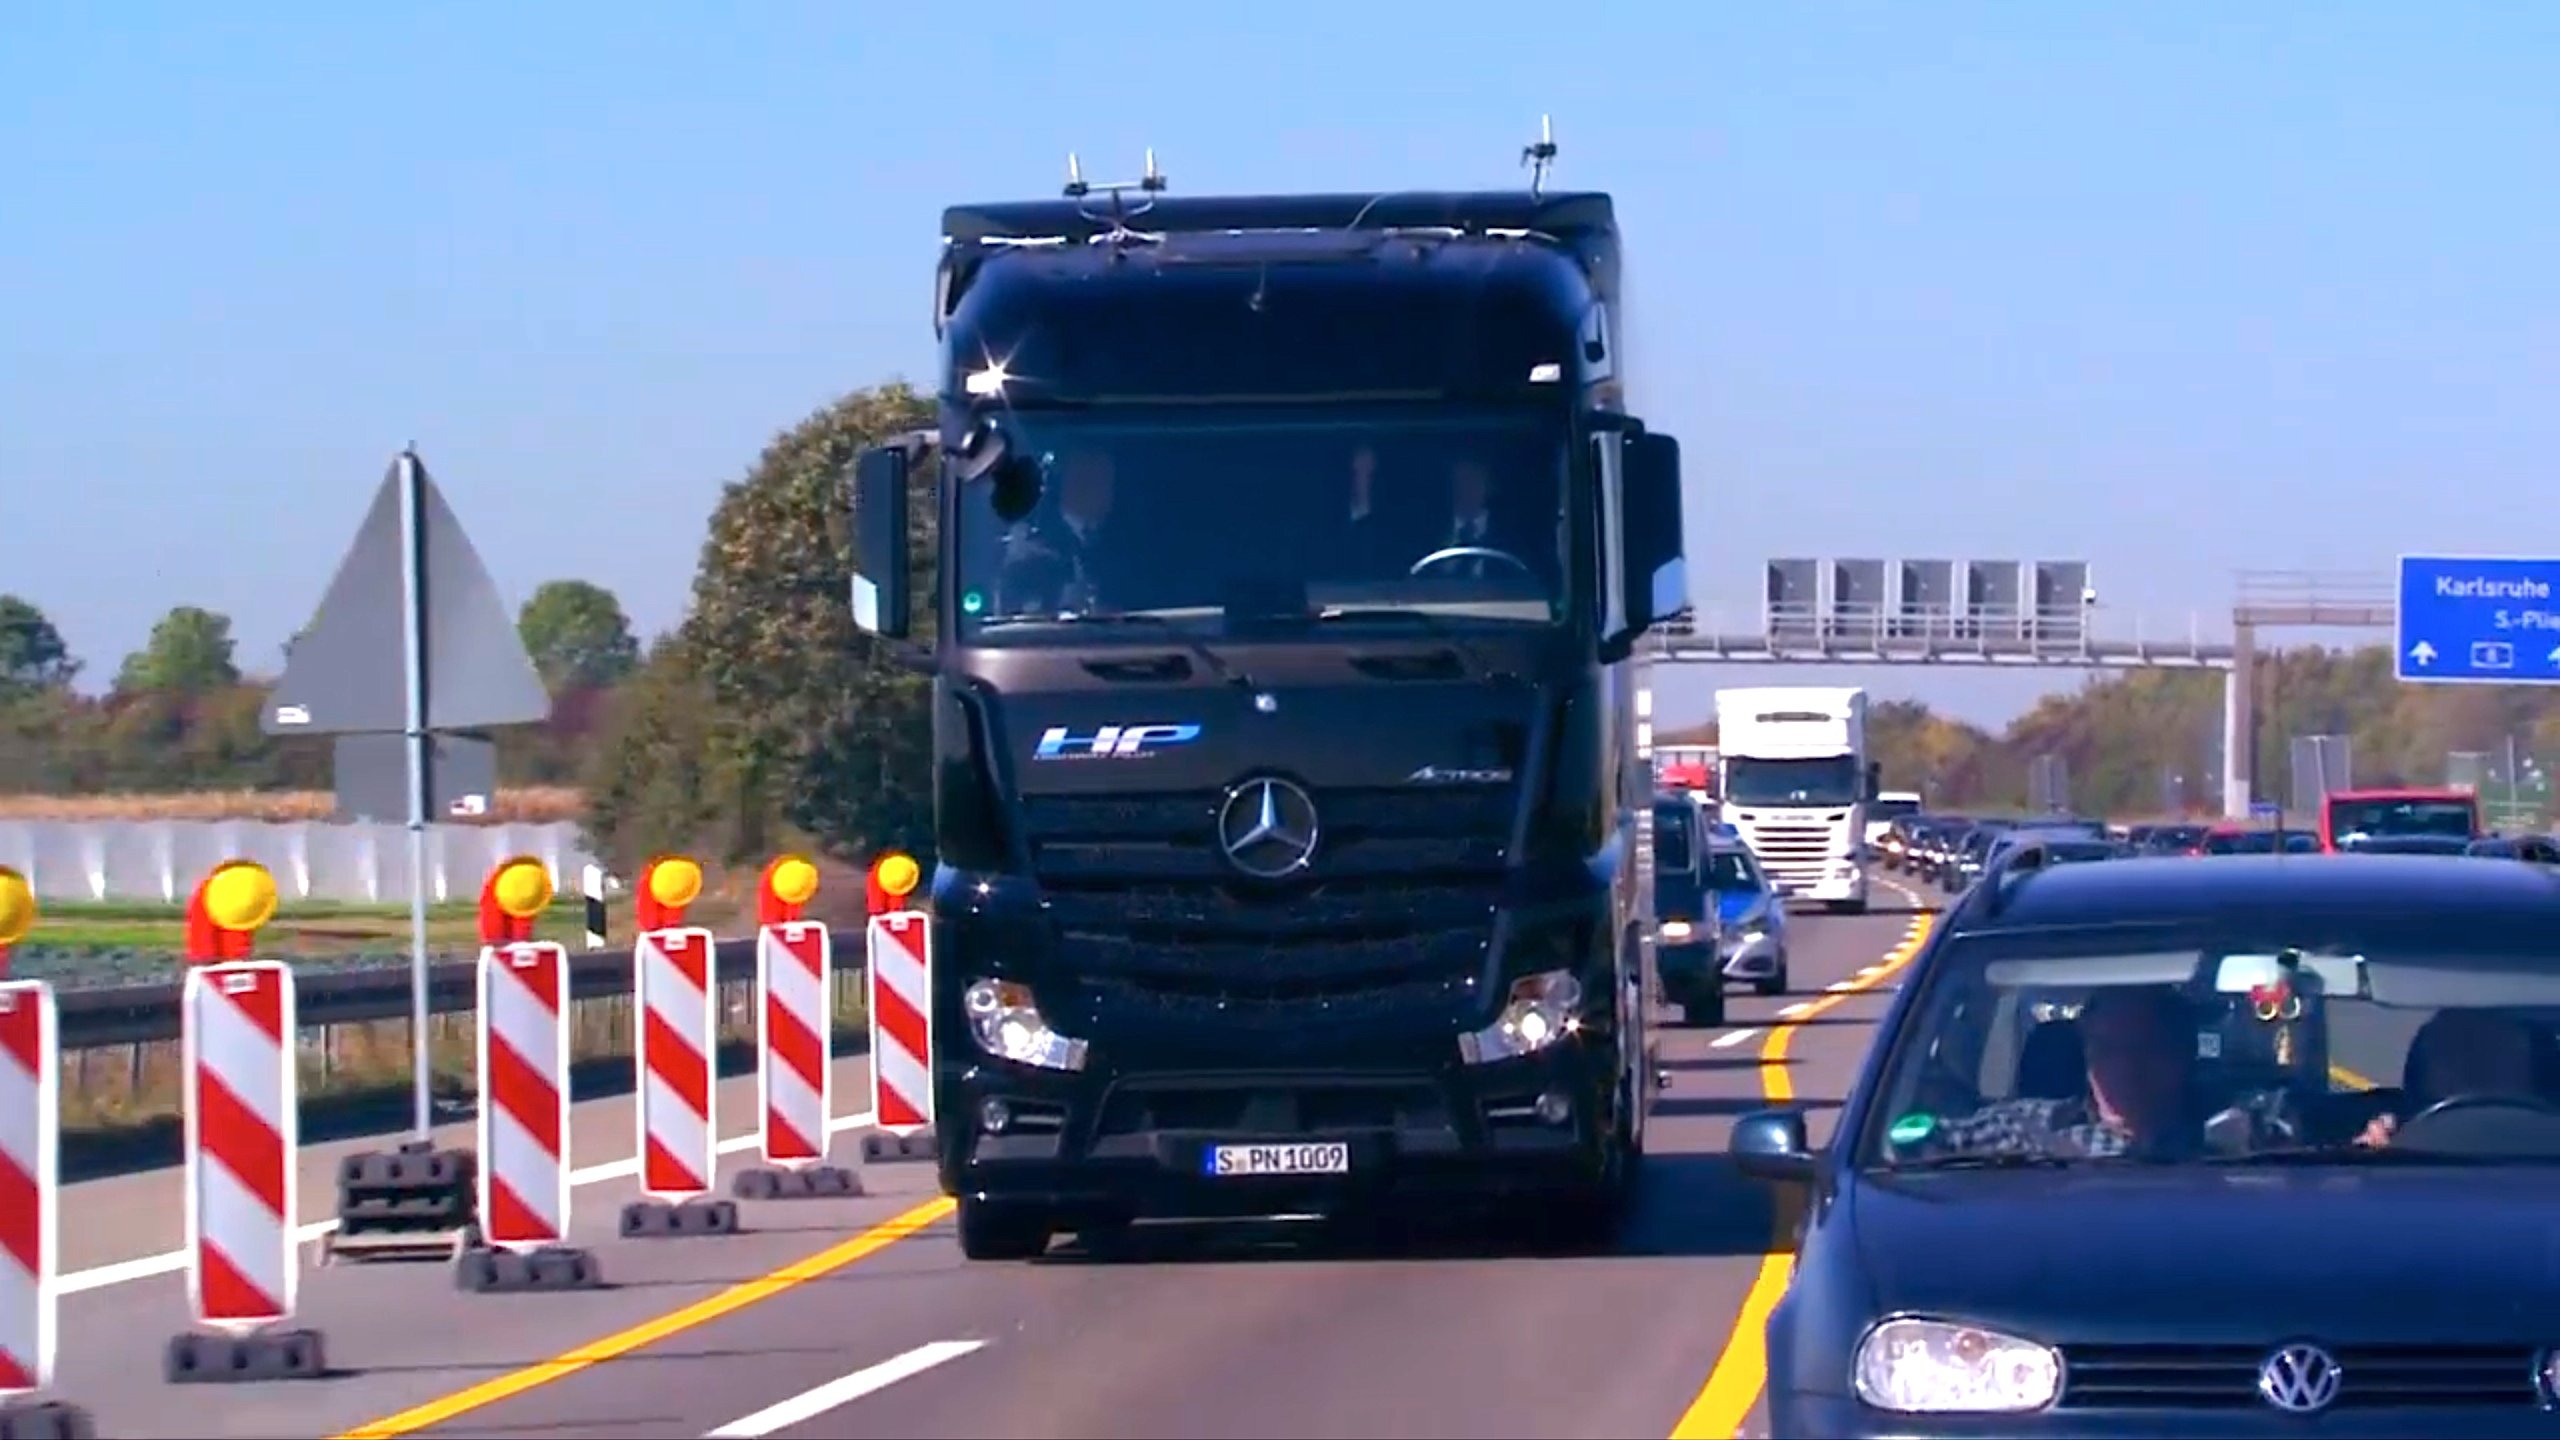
[1706,849,1763,891]
[1653,802,1696,873]
[1864,919,2560,1169]
[1724,755,1858,807]
[953,405,1568,641]
[2204,829,2315,855]
[2329,797,2476,841]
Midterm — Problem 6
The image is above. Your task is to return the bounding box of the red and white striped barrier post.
[459,858,599,1293]
[168,860,326,1385]
[734,856,859,1200]
[0,866,93,1435]
[620,856,738,1237]
[860,851,937,1165]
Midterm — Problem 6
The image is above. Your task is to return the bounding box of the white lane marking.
[704,1340,987,1437]
[1711,1028,1758,1049]
[57,1105,880,1297]
[1824,981,1858,993]
[1858,965,1887,978]
[1778,1002,1812,1018]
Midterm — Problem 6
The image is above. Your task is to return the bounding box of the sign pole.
[397,449,434,1141]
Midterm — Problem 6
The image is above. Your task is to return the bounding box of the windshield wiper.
[2198,1145,2538,1167]
[981,612,1256,693]
[1306,607,1513,680]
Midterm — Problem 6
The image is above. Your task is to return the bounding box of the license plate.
[1202,1142,1351,1177]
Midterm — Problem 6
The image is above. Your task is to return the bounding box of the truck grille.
[2059,1344,2542,1410]
[1744,823,1838,882]
[1020,787,1513,1003]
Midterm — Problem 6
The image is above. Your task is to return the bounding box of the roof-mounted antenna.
[1064,148,1169,247]
[1521,114,1559,198]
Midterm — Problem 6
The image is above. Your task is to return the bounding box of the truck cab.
[843,144,1686,1259]
[1712,687,1876,913]
[2320,787,2482,853]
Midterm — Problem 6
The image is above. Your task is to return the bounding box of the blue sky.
[7,1,2557,731]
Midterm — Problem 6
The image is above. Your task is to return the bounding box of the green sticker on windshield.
[1887,1113,1937,1147]
[962,590,986,615]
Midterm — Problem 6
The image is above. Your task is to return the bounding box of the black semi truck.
[846,139,1688,1259]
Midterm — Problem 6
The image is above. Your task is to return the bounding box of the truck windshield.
[2326,797,2476,841]
[952,407,1567,640]
[1724,755,1859,807]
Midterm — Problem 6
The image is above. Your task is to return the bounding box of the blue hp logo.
[1034,723,1203,760]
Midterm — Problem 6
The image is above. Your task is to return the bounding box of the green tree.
[586,381,938,866]
[115,605,240,695]
[518,579,642,692]
[0,595,77,697]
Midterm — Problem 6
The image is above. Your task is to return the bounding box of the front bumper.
[1780,871,1866,903]
[944,1045,1613,1224]
[1770,1392,2560,1439]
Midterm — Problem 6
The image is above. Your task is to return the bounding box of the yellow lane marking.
[1669,886,1938,1440]
[333,1196,957,1438]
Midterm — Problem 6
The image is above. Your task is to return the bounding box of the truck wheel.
[1829,897,1867,916]
[956,1197,1052,1261]
[1755,963,1788,997]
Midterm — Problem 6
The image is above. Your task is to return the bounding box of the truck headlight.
[962,978,1088,1072]
[1458,969,1582,1064]
[1659,920,1694,941]
[1853,1318,2060,1414]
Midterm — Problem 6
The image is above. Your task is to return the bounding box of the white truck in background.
[1867,789,1923,847]
[1713,686,1877,913]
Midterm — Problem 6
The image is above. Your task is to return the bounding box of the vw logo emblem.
[1217,777,1320,879]
[2257,1343,2342,1413]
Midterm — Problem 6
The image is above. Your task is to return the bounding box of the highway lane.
[327,883,1935,1440]
[42,1054,884,1438]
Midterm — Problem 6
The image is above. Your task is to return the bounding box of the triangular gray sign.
[263,452,553,736]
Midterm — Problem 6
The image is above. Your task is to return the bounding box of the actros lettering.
[1035,723,1204,760]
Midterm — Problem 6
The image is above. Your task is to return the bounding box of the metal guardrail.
[52,932,857,1052]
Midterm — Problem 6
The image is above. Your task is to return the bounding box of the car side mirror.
[1602,431,1686,662]
[851,445,913,639]
[1729,1106,1817,1185]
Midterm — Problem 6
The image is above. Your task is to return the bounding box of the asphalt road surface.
[24,872,2460,1439]
[32,880,1941,1439]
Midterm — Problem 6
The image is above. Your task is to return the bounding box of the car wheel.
[1755,965,1787,997]
[956,1197,1052,1261]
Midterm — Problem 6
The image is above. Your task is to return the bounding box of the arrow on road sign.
[2409,642,2437,666]
[262,452,550,738]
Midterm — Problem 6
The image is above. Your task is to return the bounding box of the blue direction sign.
[2396,555,2560,686]
[2250,801,2281,821]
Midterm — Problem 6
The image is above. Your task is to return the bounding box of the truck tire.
[956,1197,1052,1261]
[1828,897,1867,915]
[1755,961,1788,997]
[1680,986,1725,1027]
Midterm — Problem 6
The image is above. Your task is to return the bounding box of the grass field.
[0,785,586,823]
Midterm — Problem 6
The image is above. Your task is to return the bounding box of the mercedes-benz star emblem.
[2257,1344,2342,1413]
[1217,777,1320,879]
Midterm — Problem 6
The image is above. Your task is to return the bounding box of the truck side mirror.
[1615,431,1686,651]
[1866,760,1882,801]
[850,445,912,639]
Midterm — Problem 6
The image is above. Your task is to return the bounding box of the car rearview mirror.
[1728,1106,1817,1185]
[851,445,912,639]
